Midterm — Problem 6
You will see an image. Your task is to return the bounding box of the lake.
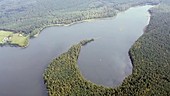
[0,5,153,96]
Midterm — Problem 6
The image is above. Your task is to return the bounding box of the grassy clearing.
[0,31,13,43]
[0,30,13,36]
[0,31,28,47]
[10,34,29,47]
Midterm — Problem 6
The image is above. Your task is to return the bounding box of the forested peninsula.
[43,1,170,96]
[1,0,170,95]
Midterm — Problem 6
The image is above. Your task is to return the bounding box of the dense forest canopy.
[0,0,160,36]
[42,0,170,96]
[0,0,170,95]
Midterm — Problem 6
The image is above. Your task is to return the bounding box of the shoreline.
[43,4,155,95]
[43,39,116,96]
[0,4,157,48]
[0,31,29,48]
[32,4,156,38]
[43,3,170,95]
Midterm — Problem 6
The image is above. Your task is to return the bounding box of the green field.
[10,34,29,47]
[0,31,13,44]
[0,31,28,47]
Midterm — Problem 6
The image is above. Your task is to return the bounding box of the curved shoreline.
[33,4,157,38]
[43,5,154,95]
[43,39,116,96]
[42,4,170,96]
[0,3,158,48]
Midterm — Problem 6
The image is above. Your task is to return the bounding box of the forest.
[43,39,117,96]
[44,1,170,95]
[121,3,170,95]
[0,0,160,37]
[1,0,170,95]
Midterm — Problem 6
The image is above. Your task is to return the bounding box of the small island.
[80,38,94,46]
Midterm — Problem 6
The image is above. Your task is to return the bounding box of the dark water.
[0,5,152,96]
[78,5,153,87]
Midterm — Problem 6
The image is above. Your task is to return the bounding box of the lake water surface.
[0,5,153,96]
